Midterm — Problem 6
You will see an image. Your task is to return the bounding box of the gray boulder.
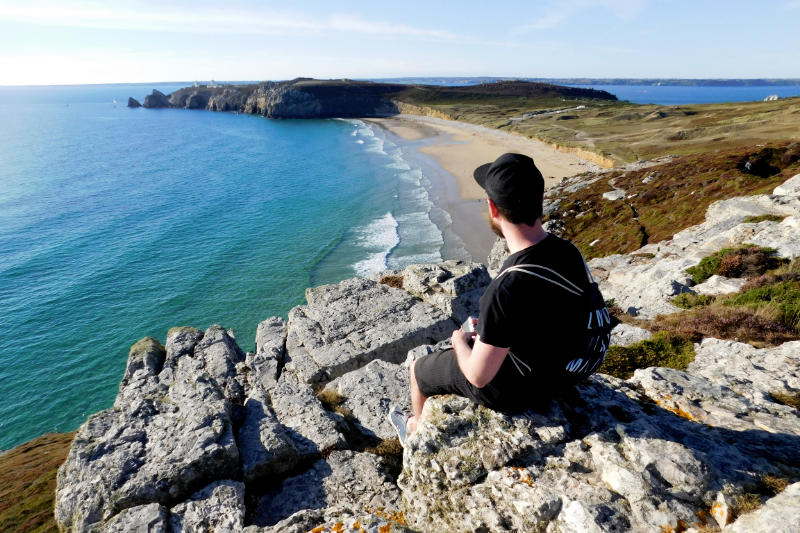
[399,367,800,532]
[283,277,454,385]
[398,260,491,323]
[169,480,245,532]
[246,316,286,393]
[609,322,653,347]
[55,327,241,531]
[270,372,347,458]
[100,503,169,533]
[251,450,402,527]
[487,237,510,276]
[322,359,410,441]
[237,389,297,484]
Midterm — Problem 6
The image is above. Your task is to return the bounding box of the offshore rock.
[251,450,402,527]
[399,366,800,532]
[126,97,141,108]
[143,89,171,108]
[55,327,241,531]
[322,359,410,441]
[283,277,454,385]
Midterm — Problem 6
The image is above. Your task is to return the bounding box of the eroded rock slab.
[252,450,402,527]
[610,322,653,347]
[322,359,410,441]
[399,368,800,532]
[283,277,454,385]
[398,260,491,323]
[55,327,242,531]
[169,480,245,532]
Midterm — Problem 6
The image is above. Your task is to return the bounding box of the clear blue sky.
[1,0,799,85]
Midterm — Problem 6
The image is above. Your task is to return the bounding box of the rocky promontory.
[53,175,800,532]
[134,79,617,119]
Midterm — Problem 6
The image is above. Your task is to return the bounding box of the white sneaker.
[387,405,411,447]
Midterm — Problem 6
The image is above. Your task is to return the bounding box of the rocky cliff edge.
[54,176,800,532]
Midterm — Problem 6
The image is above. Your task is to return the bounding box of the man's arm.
[451,329,509,388]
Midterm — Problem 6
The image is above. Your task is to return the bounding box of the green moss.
[743,214,787,224]
[671,292,715,309]
[598,332,695,380]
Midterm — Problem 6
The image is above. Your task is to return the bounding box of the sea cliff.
[50,172,800,532]
[129,78,617,119]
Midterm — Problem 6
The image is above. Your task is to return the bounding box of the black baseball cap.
[473,153,544,216]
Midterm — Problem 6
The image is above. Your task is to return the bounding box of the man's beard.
[489,216,504,238]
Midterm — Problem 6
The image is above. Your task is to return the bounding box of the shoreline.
[366,114,602,263]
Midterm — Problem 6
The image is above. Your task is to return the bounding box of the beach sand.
[367,114,601,263]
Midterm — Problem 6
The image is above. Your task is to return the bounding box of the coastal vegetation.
[0,432,74,533]
[544,141,800,259]
[598,331,695,379]
[654,259,800,347]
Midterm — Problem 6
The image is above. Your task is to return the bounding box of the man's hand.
[451,327,477,351]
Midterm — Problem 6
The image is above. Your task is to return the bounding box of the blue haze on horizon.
[1,1,799,86]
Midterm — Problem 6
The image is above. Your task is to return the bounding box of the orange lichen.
[505,466,534,487]
[655,399,698,422]
[312,526,325,533]
[659,519,689,533]
[366,506,407,526]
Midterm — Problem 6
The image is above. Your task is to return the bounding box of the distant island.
[370,77,800,87]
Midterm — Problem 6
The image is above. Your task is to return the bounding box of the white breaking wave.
[352,212,400,276]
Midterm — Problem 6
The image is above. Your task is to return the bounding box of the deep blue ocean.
[0,83,450,450]
[2,81,798,450]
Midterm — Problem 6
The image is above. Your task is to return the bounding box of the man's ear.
[487,198,500,218]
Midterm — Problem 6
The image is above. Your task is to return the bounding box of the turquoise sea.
[3,81,798,451]
[0,84,455,450]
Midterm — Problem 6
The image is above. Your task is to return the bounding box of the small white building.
[764,94,779,101]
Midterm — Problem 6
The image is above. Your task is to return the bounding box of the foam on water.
[351,212,400,275]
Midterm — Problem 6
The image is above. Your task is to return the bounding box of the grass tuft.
[379,275,404,289]
[598,331,695,380]
[742,214,787,224]
[770,391,800,410]
[671,293,715,309]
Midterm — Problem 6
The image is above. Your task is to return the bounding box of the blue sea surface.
[0,84,447,450]
[566,84,800,105]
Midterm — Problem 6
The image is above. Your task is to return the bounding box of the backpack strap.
[497,263,585,297]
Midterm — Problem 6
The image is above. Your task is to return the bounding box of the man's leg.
[407,359,426,435]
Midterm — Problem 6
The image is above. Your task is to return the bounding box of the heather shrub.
[686,245,786,284]
[653,306,796,347]
[725,280,800,332]
[598,332,695,380]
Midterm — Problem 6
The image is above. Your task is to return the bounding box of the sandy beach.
[367,114,601,263]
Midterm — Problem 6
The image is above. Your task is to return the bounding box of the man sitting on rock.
[390,153,612,445]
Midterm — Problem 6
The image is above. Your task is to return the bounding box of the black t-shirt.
[477,234,611,394]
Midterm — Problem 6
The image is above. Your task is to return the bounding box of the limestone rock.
[283,277,454,385]
[322,359,410,441]
[143,89,171,108]
[398,260,491,322]
[602,189,626,201]
[169,480,245,532]
[252,450,402,527]
[399,369,800,532]
[693,274,748,295]
[271,372,347,457]
[773,173,800,196]
[237,389,298,484]
[609,322,653,347]
[723,482,800,532]
[100,503,169,532]
[487,237,510,276]
[126,97,142,108]
[689,338,800,408]
[55,327,241,531]
[247,316,286,393]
